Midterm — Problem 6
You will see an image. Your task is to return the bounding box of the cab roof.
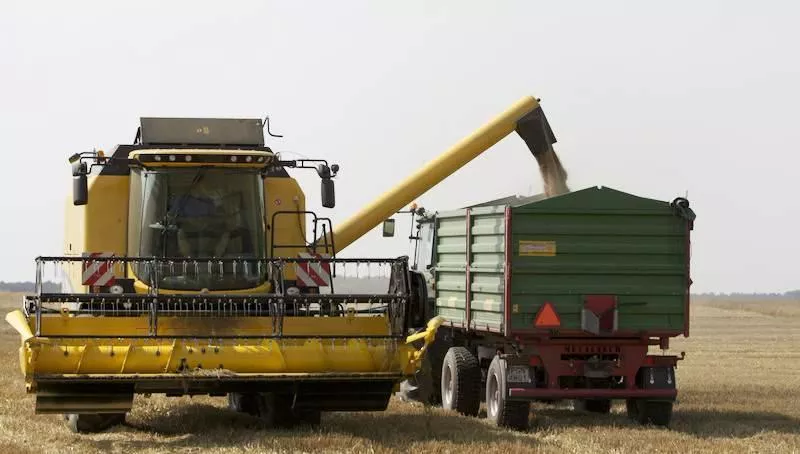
[138,117,266,147]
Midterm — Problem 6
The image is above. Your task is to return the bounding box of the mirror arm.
[69,152,106,207]
[70,153,116,176]
[277,158,339,208]
[277,159,339,178]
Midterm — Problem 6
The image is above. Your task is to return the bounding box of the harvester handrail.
[34,256,408,264]
[28,255,412,339]
[27,333,405,340]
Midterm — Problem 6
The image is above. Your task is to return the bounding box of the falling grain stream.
[536,146,570,198]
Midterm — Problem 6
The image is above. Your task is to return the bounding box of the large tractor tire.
[627,399,673,427]
[485,356,530,431]
[626,366,676,427]
[575,399,612,414]
[440,346,481,417]
[64,413,126,433]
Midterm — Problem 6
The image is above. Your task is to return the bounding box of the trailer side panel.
[508,187,692,336]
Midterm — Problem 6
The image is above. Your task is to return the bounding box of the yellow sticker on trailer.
[519,240,556,256]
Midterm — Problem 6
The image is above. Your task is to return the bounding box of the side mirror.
[72,161,88,206]
[321,178,335,208]
[382,219,396,237]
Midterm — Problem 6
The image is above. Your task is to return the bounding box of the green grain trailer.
[393,185,696,430]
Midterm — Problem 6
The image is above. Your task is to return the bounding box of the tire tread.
[443,346,481,416]
[486,356,530,431]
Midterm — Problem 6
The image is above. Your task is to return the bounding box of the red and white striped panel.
[81,252,117,287]
[294,252,332,287]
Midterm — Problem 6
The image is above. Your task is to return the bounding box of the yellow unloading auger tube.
[328,95,558,252]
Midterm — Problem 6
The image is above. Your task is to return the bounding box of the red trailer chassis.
[402,323,685,430]
[505,337,684,400]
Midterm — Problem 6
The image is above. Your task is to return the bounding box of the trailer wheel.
[64,413,126,433]
[575,399,612,414]
[485,356,530,430]
[441,346,481,417]
[633,400,673,427]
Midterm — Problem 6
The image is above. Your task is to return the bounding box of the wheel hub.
[442,363,454,406]
[488,374,500,417]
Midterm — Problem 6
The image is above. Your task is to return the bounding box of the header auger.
[7,95,557,433]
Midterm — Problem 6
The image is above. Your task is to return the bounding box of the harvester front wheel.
[441,346,480,417]
[255,393,310,429]
[254,393,289,428]
[296,409,322,426]
[228,392,259,416]
[485,356,530,431]
[64,413,126,433]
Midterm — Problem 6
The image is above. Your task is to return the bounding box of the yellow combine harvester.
[6,95,557,433]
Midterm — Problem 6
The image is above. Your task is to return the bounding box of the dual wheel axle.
[435,346,674,431]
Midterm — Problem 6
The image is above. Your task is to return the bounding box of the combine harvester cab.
[389,187,697,430]
[5,117,443,433]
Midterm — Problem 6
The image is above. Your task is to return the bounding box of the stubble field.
[0,293,797,454]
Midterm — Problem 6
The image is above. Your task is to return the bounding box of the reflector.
[534,302,561,328]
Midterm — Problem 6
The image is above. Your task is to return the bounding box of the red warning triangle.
[534,302,561,328]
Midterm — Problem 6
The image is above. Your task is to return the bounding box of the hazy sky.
[2,1,797,293]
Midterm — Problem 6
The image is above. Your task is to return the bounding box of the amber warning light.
[534,302,561,328]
